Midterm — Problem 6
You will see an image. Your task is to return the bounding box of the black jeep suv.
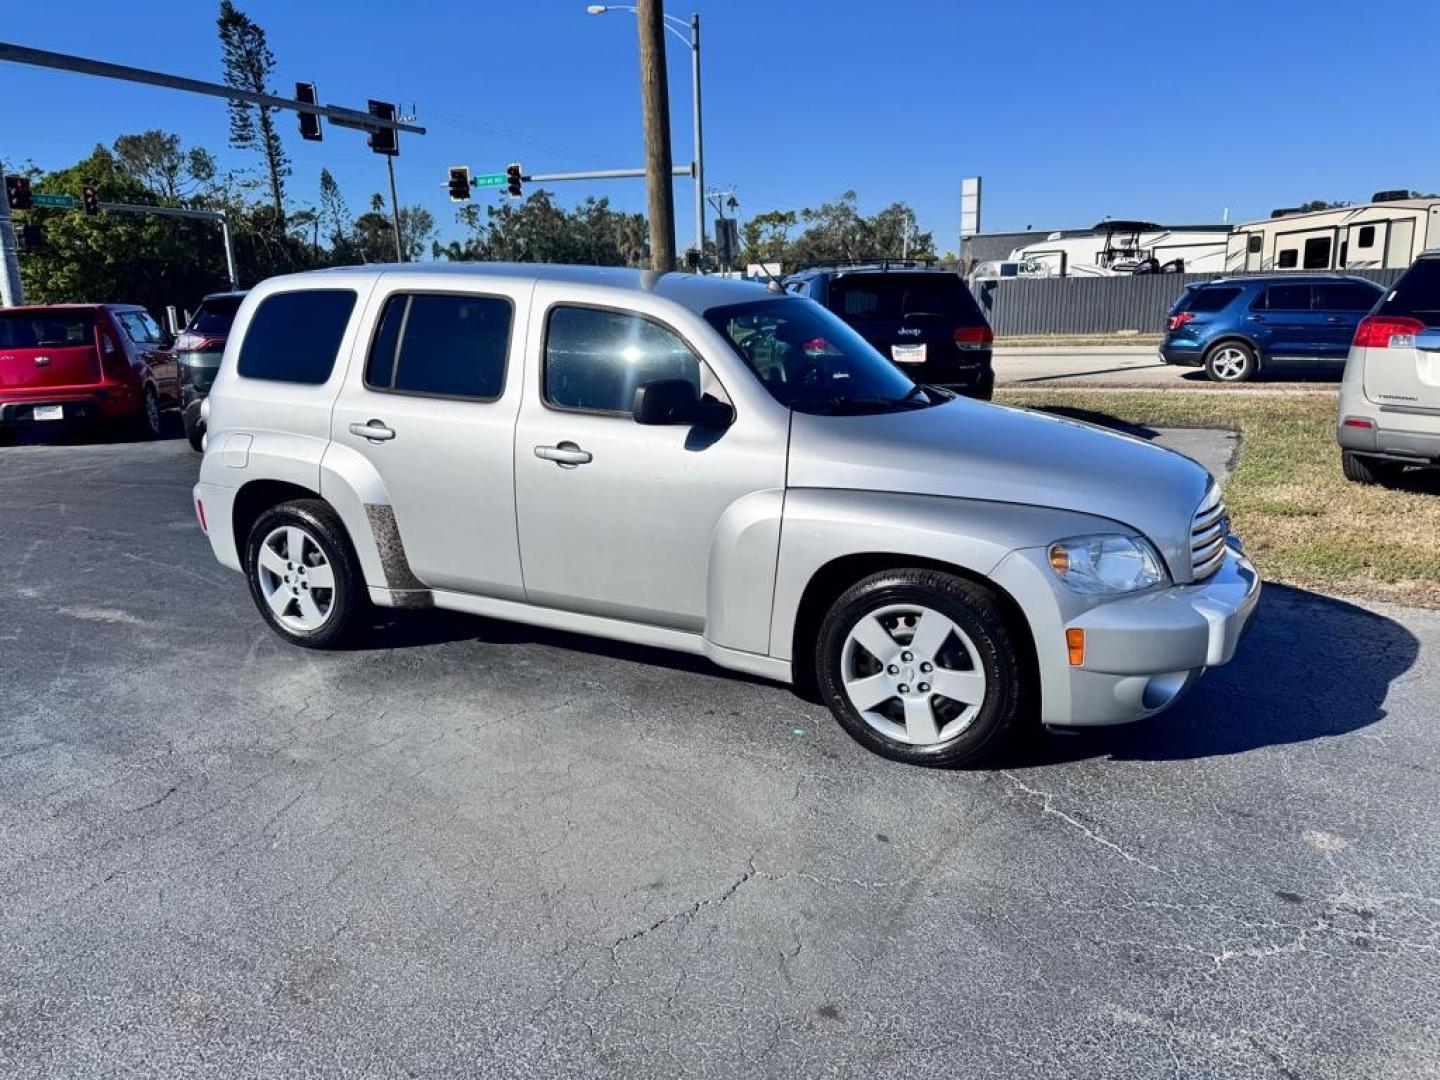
[781,263,994,399]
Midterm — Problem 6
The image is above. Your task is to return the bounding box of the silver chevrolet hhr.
[193,264,1260,767]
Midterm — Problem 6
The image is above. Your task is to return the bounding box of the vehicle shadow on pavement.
[2,413,185,446]
[997,582,1419,766]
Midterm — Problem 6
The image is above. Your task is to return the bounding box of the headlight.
[1047,534,1167,595]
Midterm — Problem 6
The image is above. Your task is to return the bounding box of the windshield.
[704,298,938,414]
[0,311,95,349]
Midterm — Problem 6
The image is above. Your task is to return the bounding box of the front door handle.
[350,419,396,442]
[534,441,592,467]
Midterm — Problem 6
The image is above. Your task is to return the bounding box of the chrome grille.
[1190,487,1228,581]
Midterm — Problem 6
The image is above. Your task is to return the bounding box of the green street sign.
[31,193,76,209]
[472,173,507,188]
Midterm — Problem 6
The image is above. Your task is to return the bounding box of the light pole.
[587,5,704,268]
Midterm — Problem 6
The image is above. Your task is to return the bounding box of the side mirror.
[633,379,733,428]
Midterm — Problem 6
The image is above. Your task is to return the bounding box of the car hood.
[786,397,1214,580]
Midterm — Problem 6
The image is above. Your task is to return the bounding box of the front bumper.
[992,544,1261,727]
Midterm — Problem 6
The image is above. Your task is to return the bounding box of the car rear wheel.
[1342,450,1402,486]
[130,385,162,440]
[1205,342,1257,383]
[815,569,1023,767]
[244,499,368,649]
[183,410,205,453]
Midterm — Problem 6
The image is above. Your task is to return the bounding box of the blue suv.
[1161,275,1384,382]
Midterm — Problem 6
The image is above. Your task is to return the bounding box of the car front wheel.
[1204,342,1257,383]
[815,569,1024,767]
[244,499,367,649]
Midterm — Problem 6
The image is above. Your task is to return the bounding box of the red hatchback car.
[0,303,179,443]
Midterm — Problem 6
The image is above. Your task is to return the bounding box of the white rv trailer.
[1227,194,1440,273]
[1005,221,1230,277]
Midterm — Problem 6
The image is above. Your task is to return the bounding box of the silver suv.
[194,264,1260,767]
[1338,251,1440,484]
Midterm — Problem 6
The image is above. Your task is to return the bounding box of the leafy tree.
[739,209,797,269]
[786,192,936,268]
[17,145,230,314]
[353,193,435,263]
[112,131,217,203]
[441,191,648,267]
[217,0,289,225]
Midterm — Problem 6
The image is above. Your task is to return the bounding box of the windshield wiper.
[802,388,933,414]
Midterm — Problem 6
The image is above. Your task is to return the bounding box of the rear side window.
[364,293,511,400]
[0,311,94,348]
[190,296,244,336]
[1182,286,1241,314]
[237,290,356,385]
[829,273,983,323]
[1375,258,1440,327]
[1314,282,1380,312]
[1254,284,1311,311]
[544,306,701,415]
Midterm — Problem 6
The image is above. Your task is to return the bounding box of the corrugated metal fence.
[975,269,1406,337]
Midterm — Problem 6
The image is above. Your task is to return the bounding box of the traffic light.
[19,223,43,251]
[295,82,323,141]
[448,166,471,203]
[506,163,523,199]
[5,174,31,210]
[367,100,398,156]
[82,183,100,216]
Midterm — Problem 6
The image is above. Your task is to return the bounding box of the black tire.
[1204,341,1257,384]
[815,569,1025,767]
[1342,450,1401,486]
[184,411,205,453]
[244,499,369,649]
[129,384,162,440]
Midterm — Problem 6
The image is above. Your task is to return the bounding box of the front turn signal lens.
[1066,628,1086,667]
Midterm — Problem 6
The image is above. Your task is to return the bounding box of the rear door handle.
[350,419,396,442]
[534,442,592,466]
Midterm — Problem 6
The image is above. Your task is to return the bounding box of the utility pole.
[0,157,24,306]
[386,156,403,262]
[636,0,676,271]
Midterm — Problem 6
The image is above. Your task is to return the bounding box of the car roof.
[0,303,142,313]
[1199,274,1383,287]
[786,263,952,281]
[269,262,772,313]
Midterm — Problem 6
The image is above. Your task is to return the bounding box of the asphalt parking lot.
[3,433,1439,1079]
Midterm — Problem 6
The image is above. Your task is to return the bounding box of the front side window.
[705,297,936,415]
[118,311,164,345]
[365,293,512,400]
[544,306,705,415]
[237,289,356,385]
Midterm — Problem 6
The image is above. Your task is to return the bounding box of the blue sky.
[4,0,1438,252]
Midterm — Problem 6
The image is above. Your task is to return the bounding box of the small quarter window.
[365,293,511,400]
[1276,248,1299,269]
[1357,225,1376,249]
[544,306,704,416]
[237,290,356,385]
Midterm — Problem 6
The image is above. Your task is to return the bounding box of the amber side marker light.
[1066,628,1086,667]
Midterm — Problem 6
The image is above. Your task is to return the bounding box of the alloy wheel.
[1209,347,1250,381]
[255,524,336,633]
[840,602,987,747]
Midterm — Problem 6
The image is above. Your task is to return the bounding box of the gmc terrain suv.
[1338,252,1440,484]
[194,265,1259,767]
